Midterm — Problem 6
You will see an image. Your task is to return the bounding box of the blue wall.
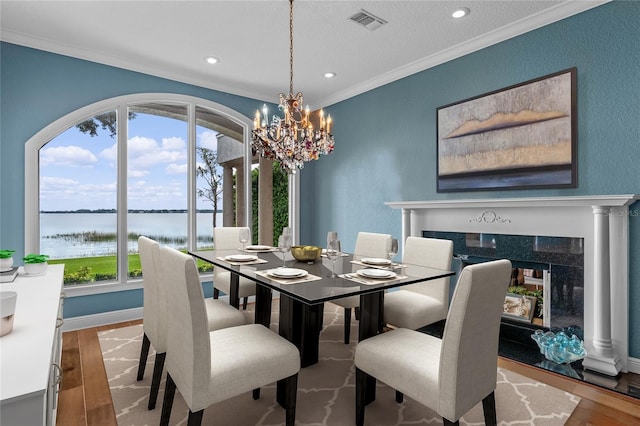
[300,2,640,356]
[0,43,264,317]
[1,2,639,355]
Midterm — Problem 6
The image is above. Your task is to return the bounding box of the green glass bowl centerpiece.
[291,245,322,263]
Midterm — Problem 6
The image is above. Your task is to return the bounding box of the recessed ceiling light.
[452,7,470,19]
[203,56,219,65]
[324,72,336,79]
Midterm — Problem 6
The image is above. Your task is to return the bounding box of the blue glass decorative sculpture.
[531,329,587,364]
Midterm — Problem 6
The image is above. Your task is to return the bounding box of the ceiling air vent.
[349,9,387,31]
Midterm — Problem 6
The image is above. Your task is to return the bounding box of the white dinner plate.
[268,268,308,279]
[224,254,258,262]
[357,268,397,279]
[360,257,392,266]
[245,245,272,251]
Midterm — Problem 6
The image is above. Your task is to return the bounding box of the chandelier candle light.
[251,0,335,173]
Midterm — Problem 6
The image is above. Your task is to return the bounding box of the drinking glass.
[327,231,338,248]
[278,234,292,268]
[386,238,399,262]
[239,228,250,251]
[326,239,341,278]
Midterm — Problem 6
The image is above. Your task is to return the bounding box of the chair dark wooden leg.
[343,307,351,344]
[253,388,260,400]
[136,333,150,381]
[187,409,204,426]
[442,418,460,426]
[148,351,166,410]
[355,368,368,426]
[243,296,248,310]
[213,288,220,299]
[395,390,404,403]
[354,306,361,320]
[284,373,298,426]
[482,391,497,426]
[159,373,176,426]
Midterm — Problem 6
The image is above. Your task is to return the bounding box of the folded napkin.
[216,256,269,266]
[339,272,407,285]
[256,269,322,285]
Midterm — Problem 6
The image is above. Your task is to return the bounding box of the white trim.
[61,294,257,332]
[319,1,610,107]
[386,194,639,211]
[62,307,143,332]
[2,2,609,109]
[628,357,640,375]
[24,93,252,293]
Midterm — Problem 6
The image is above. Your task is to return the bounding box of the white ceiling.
[1,1,607,109]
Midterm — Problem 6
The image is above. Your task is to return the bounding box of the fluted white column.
[400,208,412,253]
[582,206,622,375]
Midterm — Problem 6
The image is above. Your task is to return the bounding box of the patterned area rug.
[99,302,580,425]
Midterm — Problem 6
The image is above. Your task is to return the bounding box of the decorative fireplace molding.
[386,195,638,376]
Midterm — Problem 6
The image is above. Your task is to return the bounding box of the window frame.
[25,93,254,296]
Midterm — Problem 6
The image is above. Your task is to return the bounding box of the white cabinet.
[0,265,65,426]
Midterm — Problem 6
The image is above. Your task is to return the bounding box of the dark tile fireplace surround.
[420,230,638,399]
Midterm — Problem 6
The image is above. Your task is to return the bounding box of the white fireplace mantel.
[387,194,639,375]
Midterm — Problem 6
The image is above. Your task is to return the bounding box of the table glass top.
[190,249,454,305]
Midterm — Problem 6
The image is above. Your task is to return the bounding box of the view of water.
[40,212,221,259]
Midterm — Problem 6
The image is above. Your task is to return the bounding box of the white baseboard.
[627,356,640,374]
[62,307,143,332]
[61,295,257,332]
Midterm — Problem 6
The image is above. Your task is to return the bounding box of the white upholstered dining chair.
[158,245,300,426]
[136,236,246,410]
[354,259,512,426]
[213,226,257,309]
[331,231,391,343]
[384,236,454,330]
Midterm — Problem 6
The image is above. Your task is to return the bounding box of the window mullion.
[187,104,197,252]
[117,105,128,283]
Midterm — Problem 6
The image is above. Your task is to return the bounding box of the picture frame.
[502,293,537,323]
[436,68,577,192]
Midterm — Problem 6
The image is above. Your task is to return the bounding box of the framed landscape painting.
[437,68,577,192]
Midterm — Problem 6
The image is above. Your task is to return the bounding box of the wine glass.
[327,231,338,248]
[326,238,341,278]
[278,234,292,268]
[386,238,399,262]
[238,228,250,252]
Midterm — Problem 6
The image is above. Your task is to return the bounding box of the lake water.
[41,212,221,259]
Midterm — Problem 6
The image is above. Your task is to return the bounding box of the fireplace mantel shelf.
[386,194,639,376]
[386,194,638,210]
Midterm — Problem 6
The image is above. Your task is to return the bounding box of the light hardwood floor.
[56,319,640,426]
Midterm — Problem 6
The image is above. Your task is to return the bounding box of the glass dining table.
[190,248,454,406]
[189,248,455,365]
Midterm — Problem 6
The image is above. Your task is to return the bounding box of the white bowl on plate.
[357,268,396,279]
[224,254,258,262]
[268,268,308,279]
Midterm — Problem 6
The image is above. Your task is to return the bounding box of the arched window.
[25,94,256,292]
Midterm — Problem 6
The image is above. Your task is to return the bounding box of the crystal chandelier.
[251,0,335,174]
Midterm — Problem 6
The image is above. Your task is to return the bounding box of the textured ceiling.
[1,1,607,108]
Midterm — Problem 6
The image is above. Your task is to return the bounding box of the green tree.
[196,147,223,227]
[76,111,136,138]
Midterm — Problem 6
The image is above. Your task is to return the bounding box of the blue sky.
[39,113,220,211]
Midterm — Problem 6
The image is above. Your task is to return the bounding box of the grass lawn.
[49,250,212,284]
